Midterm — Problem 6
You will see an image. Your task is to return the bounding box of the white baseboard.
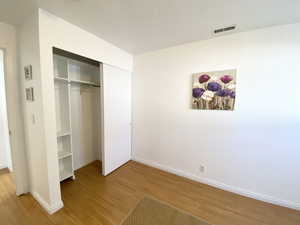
[32,191,64,214]
[132,155,300,211]
[0,165,7,170]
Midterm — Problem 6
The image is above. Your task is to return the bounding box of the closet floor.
[1,161,300,225]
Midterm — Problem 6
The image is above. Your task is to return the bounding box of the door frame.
[1,47,29,195]
[0,49,12,171]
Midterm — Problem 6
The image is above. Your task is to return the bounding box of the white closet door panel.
[102,64,131,175]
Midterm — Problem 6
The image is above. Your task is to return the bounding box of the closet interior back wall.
[71,84,101,170]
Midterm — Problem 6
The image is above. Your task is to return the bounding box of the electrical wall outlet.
[199,165,205,173]
[32,114,36,124]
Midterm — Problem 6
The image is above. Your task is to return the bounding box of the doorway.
[0,34,29,196]
[0,49,13,181]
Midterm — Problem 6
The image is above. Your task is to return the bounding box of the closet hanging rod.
[70,79,100,87]
[54,77,100,87]
[81,84,100,88]
[71,82,100,88]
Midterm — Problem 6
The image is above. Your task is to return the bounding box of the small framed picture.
[24,65,33,80]
[25,87,34,101]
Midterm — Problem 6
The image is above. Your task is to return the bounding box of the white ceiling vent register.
[213,25,237,35]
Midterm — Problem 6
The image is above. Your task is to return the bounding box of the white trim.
[1,42,30,196]
[0,165,6,170]
[102,62,132,73]
[132,155,300,211]
[32,191,64,214]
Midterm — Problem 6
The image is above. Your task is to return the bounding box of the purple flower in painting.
[220,75,233,84]
[207,82,221,92]
[230,91,235,99]
[199,74,210,83]
[192,88,205,98]
[216,89,231,97]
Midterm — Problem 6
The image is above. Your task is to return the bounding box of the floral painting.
[192,69,236,110]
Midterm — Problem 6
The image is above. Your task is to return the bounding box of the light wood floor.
[1,161,300,225]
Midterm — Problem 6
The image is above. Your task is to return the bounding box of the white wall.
[18,11,51,205]
[0,22,29,195]
[17,9,133,213]
[38,8,133,211]
[0,49,11,170]
[133,23,300,210]
[38,9,133,72]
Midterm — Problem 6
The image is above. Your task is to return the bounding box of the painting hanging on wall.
[192,69,236,110]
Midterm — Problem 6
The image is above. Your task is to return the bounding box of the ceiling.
[1,0,300,54]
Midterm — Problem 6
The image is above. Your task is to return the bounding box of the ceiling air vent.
[213,25,236,35]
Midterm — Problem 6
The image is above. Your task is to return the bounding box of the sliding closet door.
[102,64,131,175]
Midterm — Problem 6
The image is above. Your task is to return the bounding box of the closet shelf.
[54,77,68,82]
[59,170,73,182]
[58,151,72,159]
[57,131,71,138]
[70,79,100,87]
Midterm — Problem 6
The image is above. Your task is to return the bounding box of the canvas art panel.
[192,69,236,110]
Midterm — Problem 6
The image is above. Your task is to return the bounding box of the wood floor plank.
[0,161,299,225]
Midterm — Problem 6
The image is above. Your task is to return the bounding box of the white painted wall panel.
[36,8,133,211]
[133,23,300,210]
[18,12,51,203]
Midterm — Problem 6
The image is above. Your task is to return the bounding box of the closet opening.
[53,47,103,182]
